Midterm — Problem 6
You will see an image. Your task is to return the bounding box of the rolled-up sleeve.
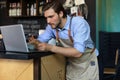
[72,17,90,53]
[37,25,55,43]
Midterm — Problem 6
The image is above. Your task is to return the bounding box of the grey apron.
[55,18,99,80]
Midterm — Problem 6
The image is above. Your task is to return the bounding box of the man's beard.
[55,19,61,29]
[49,21,61,29]
[48,18,62,29]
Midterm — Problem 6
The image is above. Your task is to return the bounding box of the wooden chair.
[104,49,120,79]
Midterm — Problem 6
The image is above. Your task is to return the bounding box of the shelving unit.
[3,0,51,37]
[6,0,47,17]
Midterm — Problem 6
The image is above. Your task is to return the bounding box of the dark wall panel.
[99,31,120,68]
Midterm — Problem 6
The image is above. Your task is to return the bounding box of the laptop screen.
[0,24,29,52]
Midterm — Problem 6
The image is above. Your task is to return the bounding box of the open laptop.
[0,24,37,53]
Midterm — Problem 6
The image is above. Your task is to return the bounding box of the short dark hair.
[42,0,67,18]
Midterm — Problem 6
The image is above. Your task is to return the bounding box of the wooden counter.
[0,51,66,80]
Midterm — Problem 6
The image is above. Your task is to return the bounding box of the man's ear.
[59,11,63,18]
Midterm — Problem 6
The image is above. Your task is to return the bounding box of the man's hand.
[28,35,53,51]
[28,35,40,48]
[37,43,53,51]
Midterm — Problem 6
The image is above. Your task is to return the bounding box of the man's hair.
[42,0,67,18]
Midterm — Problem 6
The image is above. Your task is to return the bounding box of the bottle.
[9,3,12,16]
[27,3,30,16]
[30,4,34,16]
[12,3,17,16]
[33,3,36,16]
[16,3,21,16]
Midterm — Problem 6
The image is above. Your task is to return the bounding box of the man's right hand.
[28,35,40,48]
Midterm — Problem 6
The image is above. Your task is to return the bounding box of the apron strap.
[68,16,73,43]
[90,48,95,54]
[56,29,60,43]
[68,29,73,43]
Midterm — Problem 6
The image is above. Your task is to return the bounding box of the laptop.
[0,24,37,53]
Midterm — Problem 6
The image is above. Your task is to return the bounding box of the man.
[29,0,99,80]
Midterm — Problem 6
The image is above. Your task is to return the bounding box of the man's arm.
[51,45,83,57]
[37,43,83,58]
[29,37,82,58]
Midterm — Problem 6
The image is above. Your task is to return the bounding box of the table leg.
[33,58,41,80]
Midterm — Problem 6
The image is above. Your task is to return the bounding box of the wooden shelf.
[7,0,46,17]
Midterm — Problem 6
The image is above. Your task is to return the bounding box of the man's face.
[44,8,62,29]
